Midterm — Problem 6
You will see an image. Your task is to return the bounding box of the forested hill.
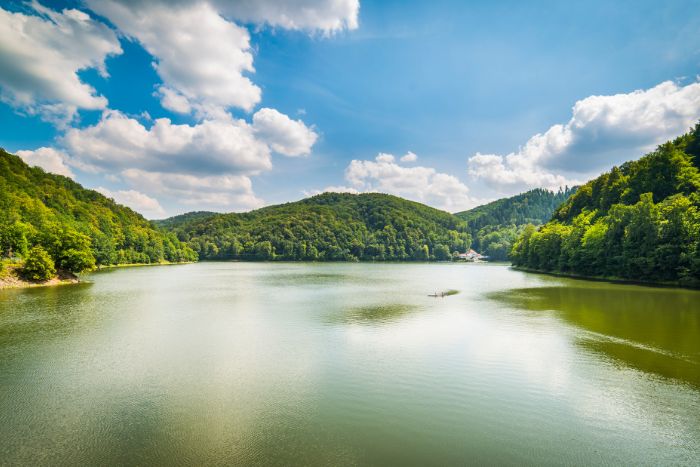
[0,149,196,279]
[153,211,217,230]
[455,188,576,260]
[164,192,472,261]
[511,123,700,286]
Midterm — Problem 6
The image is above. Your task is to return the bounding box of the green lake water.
[0,262,699,465]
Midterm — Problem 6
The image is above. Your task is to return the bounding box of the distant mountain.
[162,192,472,261]
[455,188,576,260]
[511,123,700,286]
[153,211,217,230]
[0,149,196,278]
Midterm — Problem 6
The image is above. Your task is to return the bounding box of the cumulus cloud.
[52,108,316,212]
[121,169,264,212]
[156,86,191,114]
[468,80,700,192]
[16,146,75,178]
[61,110,272,175]
[303,185,362,197]
[313,153,476,212]
[252,108,318,156]
[1,1,337,214]
[400,151,417,162]
[0,2,122,125]
[87,0,260,116]
[375,153,395,163]
[84,0,359,116]
[218,0,359,33]
[96,186,166,218]
[467,153,579,192]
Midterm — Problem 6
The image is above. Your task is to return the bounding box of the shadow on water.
[0,282,96,351]
[263,272,376,287]
[326,304,420,325]
[487,284,700,387]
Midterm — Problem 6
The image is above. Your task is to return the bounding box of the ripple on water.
[326,303,420,325]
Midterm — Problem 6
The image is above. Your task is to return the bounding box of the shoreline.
[95,261,195,270]
[0,261,195,290]
[0,269,80,290]
[511,265,700,290]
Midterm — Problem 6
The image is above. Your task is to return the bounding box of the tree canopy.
[163,192,472,261]
[0,149,197,277]
[455,188,576,260]
[511,123,700,287]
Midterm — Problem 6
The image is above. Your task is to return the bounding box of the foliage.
[0,149,197,272]
[165,192,472,261]
[21,246,56,281]
[153,211,217,230]
[455,188,576,260]
[511,123,700,286]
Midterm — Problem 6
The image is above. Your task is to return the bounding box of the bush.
[22,246,56,281]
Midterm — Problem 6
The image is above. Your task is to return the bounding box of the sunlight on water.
[0,262,698,465]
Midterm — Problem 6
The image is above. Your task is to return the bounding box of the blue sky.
[1,0,700,217]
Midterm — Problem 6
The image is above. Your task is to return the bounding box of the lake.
[1,262,699,465]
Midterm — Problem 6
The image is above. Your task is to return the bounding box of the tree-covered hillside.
[511,123,700,286]
[153,211,217,230]
[165,192,472,261]
[0,149,196,280]
[455,188,576,260]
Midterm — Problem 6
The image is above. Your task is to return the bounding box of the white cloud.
[314,153,477,212]
[468,153,579,192]
[303,185,362,197]
[85,0,359,116]
[54,108,318,213]
[468,80,700,192]
[0,2,122,126]
[209,0,359,33]
[61,110,272,175]
[16,146,75,178]
[121,169,264,212]
[87,0,260,116]
[375,152,395,163]
[252,107,318,156]
[96,186,166,218]
[156,86,191,114]
[400,151,417,162]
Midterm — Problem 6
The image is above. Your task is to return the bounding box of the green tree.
[511,122,700,286]
[60,248,96,273]
[434,244,451,261]
[0,149,196,271]
[22,246,56,281]
[254,241,274,260]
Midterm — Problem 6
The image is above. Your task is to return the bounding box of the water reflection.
[328,303,420,325]
[2,263,699,465]
[263,270,377,287]
[489,285,700,387]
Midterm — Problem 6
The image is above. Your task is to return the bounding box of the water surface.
[1,262,698,465]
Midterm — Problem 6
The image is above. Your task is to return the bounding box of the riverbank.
[512,265,700,290]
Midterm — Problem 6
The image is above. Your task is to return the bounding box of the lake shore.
[95,260,195,270]
[0,266,80,290]
[0,261,194,290]
[512,265,700,290]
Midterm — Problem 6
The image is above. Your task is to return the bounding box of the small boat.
[428,290,458,298]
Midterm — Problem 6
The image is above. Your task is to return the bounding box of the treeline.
[455,188,576,260]
[511,123,700,286]
[165,192,472,261]
[0,149,196,279]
